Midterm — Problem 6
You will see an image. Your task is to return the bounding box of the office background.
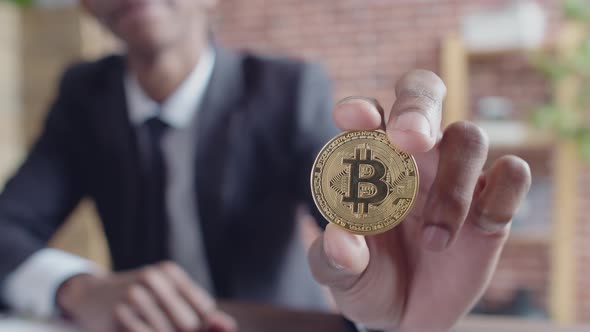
[1,0,588,325]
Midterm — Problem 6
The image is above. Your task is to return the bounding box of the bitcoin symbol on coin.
[342,147,388,214]
[311,130,419,235]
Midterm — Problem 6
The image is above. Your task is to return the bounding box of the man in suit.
[0,0,532,331]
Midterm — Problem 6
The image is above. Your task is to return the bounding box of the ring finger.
[126,285,174,332]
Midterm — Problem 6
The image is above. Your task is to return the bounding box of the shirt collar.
[124,46,216,129]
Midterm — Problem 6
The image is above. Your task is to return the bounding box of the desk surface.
[1,304,588,332]
[0,316,77,332]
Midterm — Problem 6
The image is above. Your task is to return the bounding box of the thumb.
[309,225,407,331]
[308,224,370,290]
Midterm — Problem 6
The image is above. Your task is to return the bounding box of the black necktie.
[142,116,169,263]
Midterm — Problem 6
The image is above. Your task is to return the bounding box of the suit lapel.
[89,56,145,269]
[89,49,247,274]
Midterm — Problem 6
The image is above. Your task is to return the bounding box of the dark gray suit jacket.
[0,47,339,310]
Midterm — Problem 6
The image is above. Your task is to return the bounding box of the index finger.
[333,97,385,131]
[158,262,215,314]
[386,70,446,153]
[158,262,237,331]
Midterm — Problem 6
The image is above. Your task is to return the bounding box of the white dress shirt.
[1,47,216,317]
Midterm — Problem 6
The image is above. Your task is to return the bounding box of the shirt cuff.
[1,248,101,317]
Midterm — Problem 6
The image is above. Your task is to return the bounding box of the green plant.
[2,0,34,5]
[532,0,590,160]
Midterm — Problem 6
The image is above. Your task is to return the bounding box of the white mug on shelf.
[461,0,547,52]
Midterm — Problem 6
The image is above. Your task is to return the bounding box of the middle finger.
[421,121,489,251]
[140,268,201,332]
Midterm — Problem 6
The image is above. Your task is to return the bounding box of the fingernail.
[328,257,345,270]
[392,111,431,137]
[422,225,451,251]
[323,236,343,270]
[324,227,363,270]
[336,99,383,129]
[338,104,362,125]
[476,216,512,235]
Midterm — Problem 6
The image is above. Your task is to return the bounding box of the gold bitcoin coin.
[310,130,419,235]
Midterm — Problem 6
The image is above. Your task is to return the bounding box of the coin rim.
[310,130,420,235]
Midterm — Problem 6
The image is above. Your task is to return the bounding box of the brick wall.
[214,0,561,107]
[213,0,588,321]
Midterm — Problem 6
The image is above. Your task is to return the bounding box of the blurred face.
[82,0,215,55]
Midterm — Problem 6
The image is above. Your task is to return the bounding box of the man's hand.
[57,261,236,332]
[308,70,532,332]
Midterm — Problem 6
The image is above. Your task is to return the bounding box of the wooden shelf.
[507,232,551,246]
[441,25,584,323]
[467,43,554,60]
[475,121,554,150]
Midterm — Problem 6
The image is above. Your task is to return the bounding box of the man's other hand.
[57,261,236,332]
